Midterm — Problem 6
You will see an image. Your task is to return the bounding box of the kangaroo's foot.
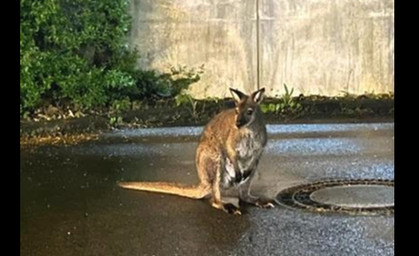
[211,201,242,215]
[254,198,276,208]
[239,196,276,209]
[223,203,242,215]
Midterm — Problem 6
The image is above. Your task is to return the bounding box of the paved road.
[20,123,394,256]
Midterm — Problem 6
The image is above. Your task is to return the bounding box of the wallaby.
[118,88,275,215]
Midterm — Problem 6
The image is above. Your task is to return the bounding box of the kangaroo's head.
[229,87,265,128]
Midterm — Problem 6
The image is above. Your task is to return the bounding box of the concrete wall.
[128,0,394,98]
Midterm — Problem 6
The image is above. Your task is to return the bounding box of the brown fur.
[118,88,275,214]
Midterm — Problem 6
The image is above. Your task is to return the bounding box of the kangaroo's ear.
[251,88,265,104]
[229,88,246,103]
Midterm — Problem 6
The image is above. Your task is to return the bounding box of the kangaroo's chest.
[236,132,264,170]
[223,130,266,187]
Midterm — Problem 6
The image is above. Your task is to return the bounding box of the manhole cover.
[276,179,394,215]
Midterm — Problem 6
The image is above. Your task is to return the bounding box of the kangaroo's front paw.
[254,199,276,209]
[223,203,242,215]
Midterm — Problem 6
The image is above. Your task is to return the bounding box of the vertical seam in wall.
[256,0,261,90]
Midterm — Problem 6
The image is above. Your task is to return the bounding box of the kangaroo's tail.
[117,181,210,199]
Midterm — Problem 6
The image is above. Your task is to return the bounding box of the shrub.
[20,0,202,115]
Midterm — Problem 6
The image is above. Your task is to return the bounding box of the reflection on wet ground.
[21,123,394,256]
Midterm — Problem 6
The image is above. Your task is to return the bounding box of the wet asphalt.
[20,123,394,256]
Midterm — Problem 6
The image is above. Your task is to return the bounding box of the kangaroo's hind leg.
[211,177,242,215]
[210,158,242,215]
[197,147,241,215]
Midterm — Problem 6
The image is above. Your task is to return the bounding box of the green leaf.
[284,83,289,95]
[260,104,269,113]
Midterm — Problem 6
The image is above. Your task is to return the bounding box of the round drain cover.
[310,185,394,208]
[276,179,394,215]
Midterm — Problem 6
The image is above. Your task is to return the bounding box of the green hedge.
[20,0,201,115]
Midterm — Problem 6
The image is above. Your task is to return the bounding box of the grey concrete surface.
[20,122,394,255]
[128,0,394,97]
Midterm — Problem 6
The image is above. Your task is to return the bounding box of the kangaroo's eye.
[247,108,253,115]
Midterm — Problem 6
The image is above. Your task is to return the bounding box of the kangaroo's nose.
[236,119,246,128]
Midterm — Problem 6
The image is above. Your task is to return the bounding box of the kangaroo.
[118,88,275,215]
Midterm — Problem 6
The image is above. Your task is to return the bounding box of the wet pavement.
[20,122,394,256]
